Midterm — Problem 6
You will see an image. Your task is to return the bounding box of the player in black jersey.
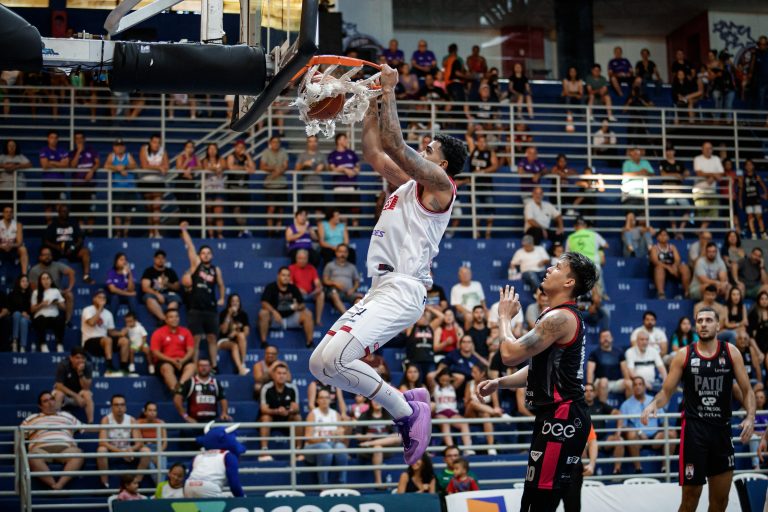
[641,308,755,512]
[477,252,597,511]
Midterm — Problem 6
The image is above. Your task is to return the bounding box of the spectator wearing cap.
[21,391,84,490]
[38,130,70,220]
[81,289,131,376]
[411,40,438,78]
[53,346,94,423]
[510,235,549,292]
[104,138,138,239]
[226,139,256,237]
[140,249,181,324]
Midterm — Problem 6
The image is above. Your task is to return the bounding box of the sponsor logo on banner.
[466,496,508,512]
[685,463,695,480]
[530,451,542,461]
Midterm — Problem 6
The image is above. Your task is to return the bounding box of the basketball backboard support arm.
[104,0,183,36]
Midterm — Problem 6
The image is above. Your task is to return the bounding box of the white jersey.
[366,179,455,287]
[105,413,133,451]
[433,384,458,414]
[0,219,17,245]
[310,407,339,439]
[188,449,228,489]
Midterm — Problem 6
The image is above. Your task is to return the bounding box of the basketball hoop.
[291,55,382,138]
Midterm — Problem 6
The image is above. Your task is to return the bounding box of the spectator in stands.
[747,36,768,110]
[0,140,31,202]
[736,329,763,387]
[630,311,668,356]
[749,291,768,360]
[174,358,231,423]
[431,368,474,452]
[465,83,500,133]
[450,266,486,330]
[355,399,399,487]
[116,474,146,501]
[592,119,618,156]
[317,208,354,266]
[150,308,195,392]
[722,230,745,278]
[31,271,66,353]
[383,39,405,68]
[42,204,94,284]
[217,293,251,376]
[328,133,361,226]
[625,331,667,391]
[434,334,488,387]
[583,383,623,475]
[136,401,167,474]
[303,387,348,483]
[53,346,94,423]
[566,217,608,271]
[434,308,463,355]
[396,63,421,100]
[405,311,440,378]
[9,275,32,352]
[322,244,361,318]
[446,458,479,494]
[740,159,768,240]
[154,463,185,499]
[97,394,151,488]
[467,133,499,239]
[21,391,84,490]
[295,135,326,212]
[671,68,701,124]
[523,187,564,246]
[443,43,468,102]
[736,247,768,300]
[140,249,181,325]
[671,49,695,81]
[397,453,436,493]
[688,230,715,268]
[285,208,318,265]
[106,252,139,317]
[507,62,534,118]
[649,228,691,299]
[259,363,304,462]
[253,345,291,398]
[138,134,169,239]
[466,45,488,83]
[692,142,724,229]
[259,266,315,348]
[659,145,691,237]
[180,222,225,362]
[670,316,699,354]
[39,130,70,219]
[465,305,491,359]
[561,66,584,119]
[69,132,99,231]
[634,48,662,93]
[588,330,631,402]
[411,39,438,78]
[426,273,449,312]
[690,242,731,300]
[576,284,611,332]
[608,46,633,96]
[104,138,138,238]
[712,50,738,119]
[173,141,200,224]
[525,289,548,331]
[620,148,654,211]
[0,205,28,273]
[260,135,289,234]
[289,248,324,325]
[201,143,226,238]
[516,146,547,185]
[81,289,131,376]
[585,64,615,121]
[125,312,151,375]
[693,284,729,333]
[618,377,671,472]
[226,139,256,237]
[622,211,654,258]
[724,287,749,334]
[464,364,503,454]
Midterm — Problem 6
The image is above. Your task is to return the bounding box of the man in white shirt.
[625,330,667,391]
[487,301,524,335]
[81,290,131,376]
[510,234,550,292]
[630,311,668,357]
[523,186,564,245]
[692,141,725,229]
[450,266,486,330]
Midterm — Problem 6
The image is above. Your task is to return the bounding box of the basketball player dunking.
[477,252,598,511]
[642,308,754,512]
[309,64,468,464]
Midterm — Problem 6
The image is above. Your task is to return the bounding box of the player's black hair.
[561,251,598,298]
[696,306,720,323]
[433,133,468,178]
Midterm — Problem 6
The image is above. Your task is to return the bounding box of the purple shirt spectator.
[328,150,359,186]
[106,268,130,291]
[609,58,632,75]
[412,50,437,70]
[40,146,69,180]
[70,146,98,182]
[382,48,404,67]
[517,157,547,181]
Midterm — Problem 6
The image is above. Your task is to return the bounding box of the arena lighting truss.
[8,0,318,131]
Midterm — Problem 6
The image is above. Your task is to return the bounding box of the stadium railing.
[15,411,763,511]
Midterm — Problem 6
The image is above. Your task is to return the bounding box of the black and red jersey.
[681,341,734,426]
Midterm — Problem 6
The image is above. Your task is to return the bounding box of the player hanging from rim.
[308,64,468,465]
[476,252,598,511]
[641,308,754,512]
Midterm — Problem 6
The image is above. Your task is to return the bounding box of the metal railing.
[14,411,765,510]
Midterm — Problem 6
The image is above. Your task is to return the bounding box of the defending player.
[641,308,755,512]
[477,252,598,511]
[308,64,468,464]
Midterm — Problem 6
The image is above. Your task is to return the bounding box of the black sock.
[106,361,115,371]
[120,362,129,371]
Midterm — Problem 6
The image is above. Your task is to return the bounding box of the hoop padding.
[292,63,381,138]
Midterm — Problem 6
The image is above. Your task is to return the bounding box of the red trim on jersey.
[682,345,691,371]
[723,341,734,365]
[555,307,581,348]
[339,325,352,333]
[553,399,571,420]
[693,341,720,361]
[538,441,562,490]
[679,415,686,486]
[553,385,562,403]
[415,182,456,214]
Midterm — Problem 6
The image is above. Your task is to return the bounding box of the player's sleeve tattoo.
[379,90,453,192]
[518,311,568,350]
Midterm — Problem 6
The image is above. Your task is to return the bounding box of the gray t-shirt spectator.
[29,261,72,288]
[297,150,326,189]
[323,260,360,292]
[261,148,289,189]
[695,257,727,282]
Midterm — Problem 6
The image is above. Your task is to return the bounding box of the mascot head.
[196,421,247,456]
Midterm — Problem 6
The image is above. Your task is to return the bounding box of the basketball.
[307,93,345,121]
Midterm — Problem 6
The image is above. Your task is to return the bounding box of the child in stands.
[117,474,146,501]
[125,312,153,375]
[154,463,185,499]
[445,458,479,494]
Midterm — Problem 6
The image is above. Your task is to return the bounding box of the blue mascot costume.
[184,421,246,498]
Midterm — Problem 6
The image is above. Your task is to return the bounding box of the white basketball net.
[291,63,382,138]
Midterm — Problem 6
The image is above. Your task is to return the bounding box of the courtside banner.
[114,493,441,512]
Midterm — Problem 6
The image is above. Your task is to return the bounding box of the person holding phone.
[30,271,66,352]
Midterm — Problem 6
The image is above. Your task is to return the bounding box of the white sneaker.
[488,448,498,456]
[463,449,476,456]
[258,449,274,462]
[128,363,136,373]
[239,367,251,376]
[19,346,25,353]
[40,345,50,353]
[148,364,156,375]
[56,344,64,353]
[11,341,17,352]
[104,369,123,377]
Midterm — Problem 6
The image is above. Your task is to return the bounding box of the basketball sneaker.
[394,401,431,465]
[403,387,430,404]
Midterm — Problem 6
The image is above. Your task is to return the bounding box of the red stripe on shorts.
[340,325,352,333]
[554,400,571,420]
[538,441,562,490]
[326,330,336,337]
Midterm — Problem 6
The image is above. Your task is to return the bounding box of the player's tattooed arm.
[362,99,410,187]
[499,309,571,367]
